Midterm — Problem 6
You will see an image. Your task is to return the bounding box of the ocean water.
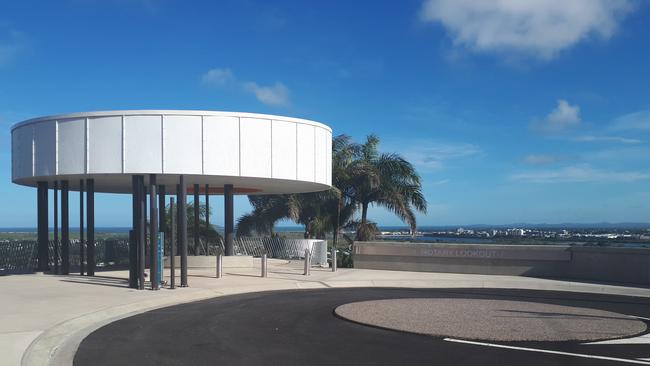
[380,235,494,244]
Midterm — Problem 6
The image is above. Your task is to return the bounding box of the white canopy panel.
[11,110,332,194]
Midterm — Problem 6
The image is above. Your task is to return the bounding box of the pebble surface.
[335,298,647,342]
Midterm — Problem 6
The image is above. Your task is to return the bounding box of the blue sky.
[1,0,649,227]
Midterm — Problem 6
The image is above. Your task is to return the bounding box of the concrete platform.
[2,259,650,366]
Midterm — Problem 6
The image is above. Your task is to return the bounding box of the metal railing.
[1,236,326,275]
[226,237,328,265]
[0,239,130,275]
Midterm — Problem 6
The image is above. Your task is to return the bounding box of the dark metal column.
[205,184,209,256]
[158,185,166,236]
[61,180,70,275]
[224,184,234,256]
[170,197,176,289]
[86,179,95,276]
[149,174,159,290]
[193,184,199,255]
[144,184,149,273]
[53,181,59,274]
[36,181,49,272]
[138,176,146,290]
[79,179,85,276]
[179,175,188,287]
[129,176,138,288]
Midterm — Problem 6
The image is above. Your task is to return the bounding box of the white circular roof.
[11,110,332,194]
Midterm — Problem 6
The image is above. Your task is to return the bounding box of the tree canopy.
[236,134,427,243]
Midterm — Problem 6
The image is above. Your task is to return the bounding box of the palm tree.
[235,133,427,243]
[237,135,359,244]
[349,135,427,240]
[236,195,300,237]
[163,202,221,255]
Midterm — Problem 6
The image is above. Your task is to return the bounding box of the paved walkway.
[1,259,649,366]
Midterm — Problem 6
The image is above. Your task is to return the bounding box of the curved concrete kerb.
[21,289,221,366]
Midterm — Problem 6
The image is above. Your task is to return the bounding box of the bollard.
[216,253,223,278]
[304,248,311,276]
[331,247,337,272]
[261,254,267,278]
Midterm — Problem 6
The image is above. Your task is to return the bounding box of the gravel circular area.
[335,298,647,342]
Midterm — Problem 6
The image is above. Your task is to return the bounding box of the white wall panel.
[203,115,239,176]
[164,115,202,174]
[12,125,32,179]
[124,115,162,173]
[296,124,315,182]
[271,120,297,180]
[240,117,271,178]
[57,118,85,175]
[33,121,56,177]
[11,110,332,193]
[88,116,123,173]
[314,127,328,184]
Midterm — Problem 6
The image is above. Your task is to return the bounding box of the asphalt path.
[74,288,650,366]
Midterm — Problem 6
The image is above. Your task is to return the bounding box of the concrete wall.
[354,241,650,286]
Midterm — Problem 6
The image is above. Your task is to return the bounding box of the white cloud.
[532,99,581,132]
[201,68,235,86]
[574,135,641,144]
[611,110,650,131]
[420,0,634,60]
[0,30,27,67]
[243,81,290,107]
[511,164,650,183]
[583,146,650,164]
[523,154,570,165]
[201,68,290,107]
[399,142,481,170]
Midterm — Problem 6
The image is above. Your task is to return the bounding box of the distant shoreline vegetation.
[1,223,649,233]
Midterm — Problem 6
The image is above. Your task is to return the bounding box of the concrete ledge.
[163,256,255,268]
[354,241,650,285]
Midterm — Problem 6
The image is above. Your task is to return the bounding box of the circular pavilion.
[11,110,333,289]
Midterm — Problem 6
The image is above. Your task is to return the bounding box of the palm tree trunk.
[361,202,369,224]
[333,197,341,249]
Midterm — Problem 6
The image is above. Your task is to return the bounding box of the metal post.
[129,176,138,288]
[145,185,149,274]
[179,176,188,287]
[224,184,234,256]
[331,247,337,272]
[128,229,135,287]
[61,180,70,275]
[36,181,48,272]
[193,184,200,255]
[170,197,176,289]
[205,184,209,256]
[79,179,85,276]
[149,174,158,290]
[261,254,267,278]
[304,248,311,276]
[158,185,166,234]
[138,176,146,290]
[216,254,223,278]
[53,181,59,274]
[86,179,95,276]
